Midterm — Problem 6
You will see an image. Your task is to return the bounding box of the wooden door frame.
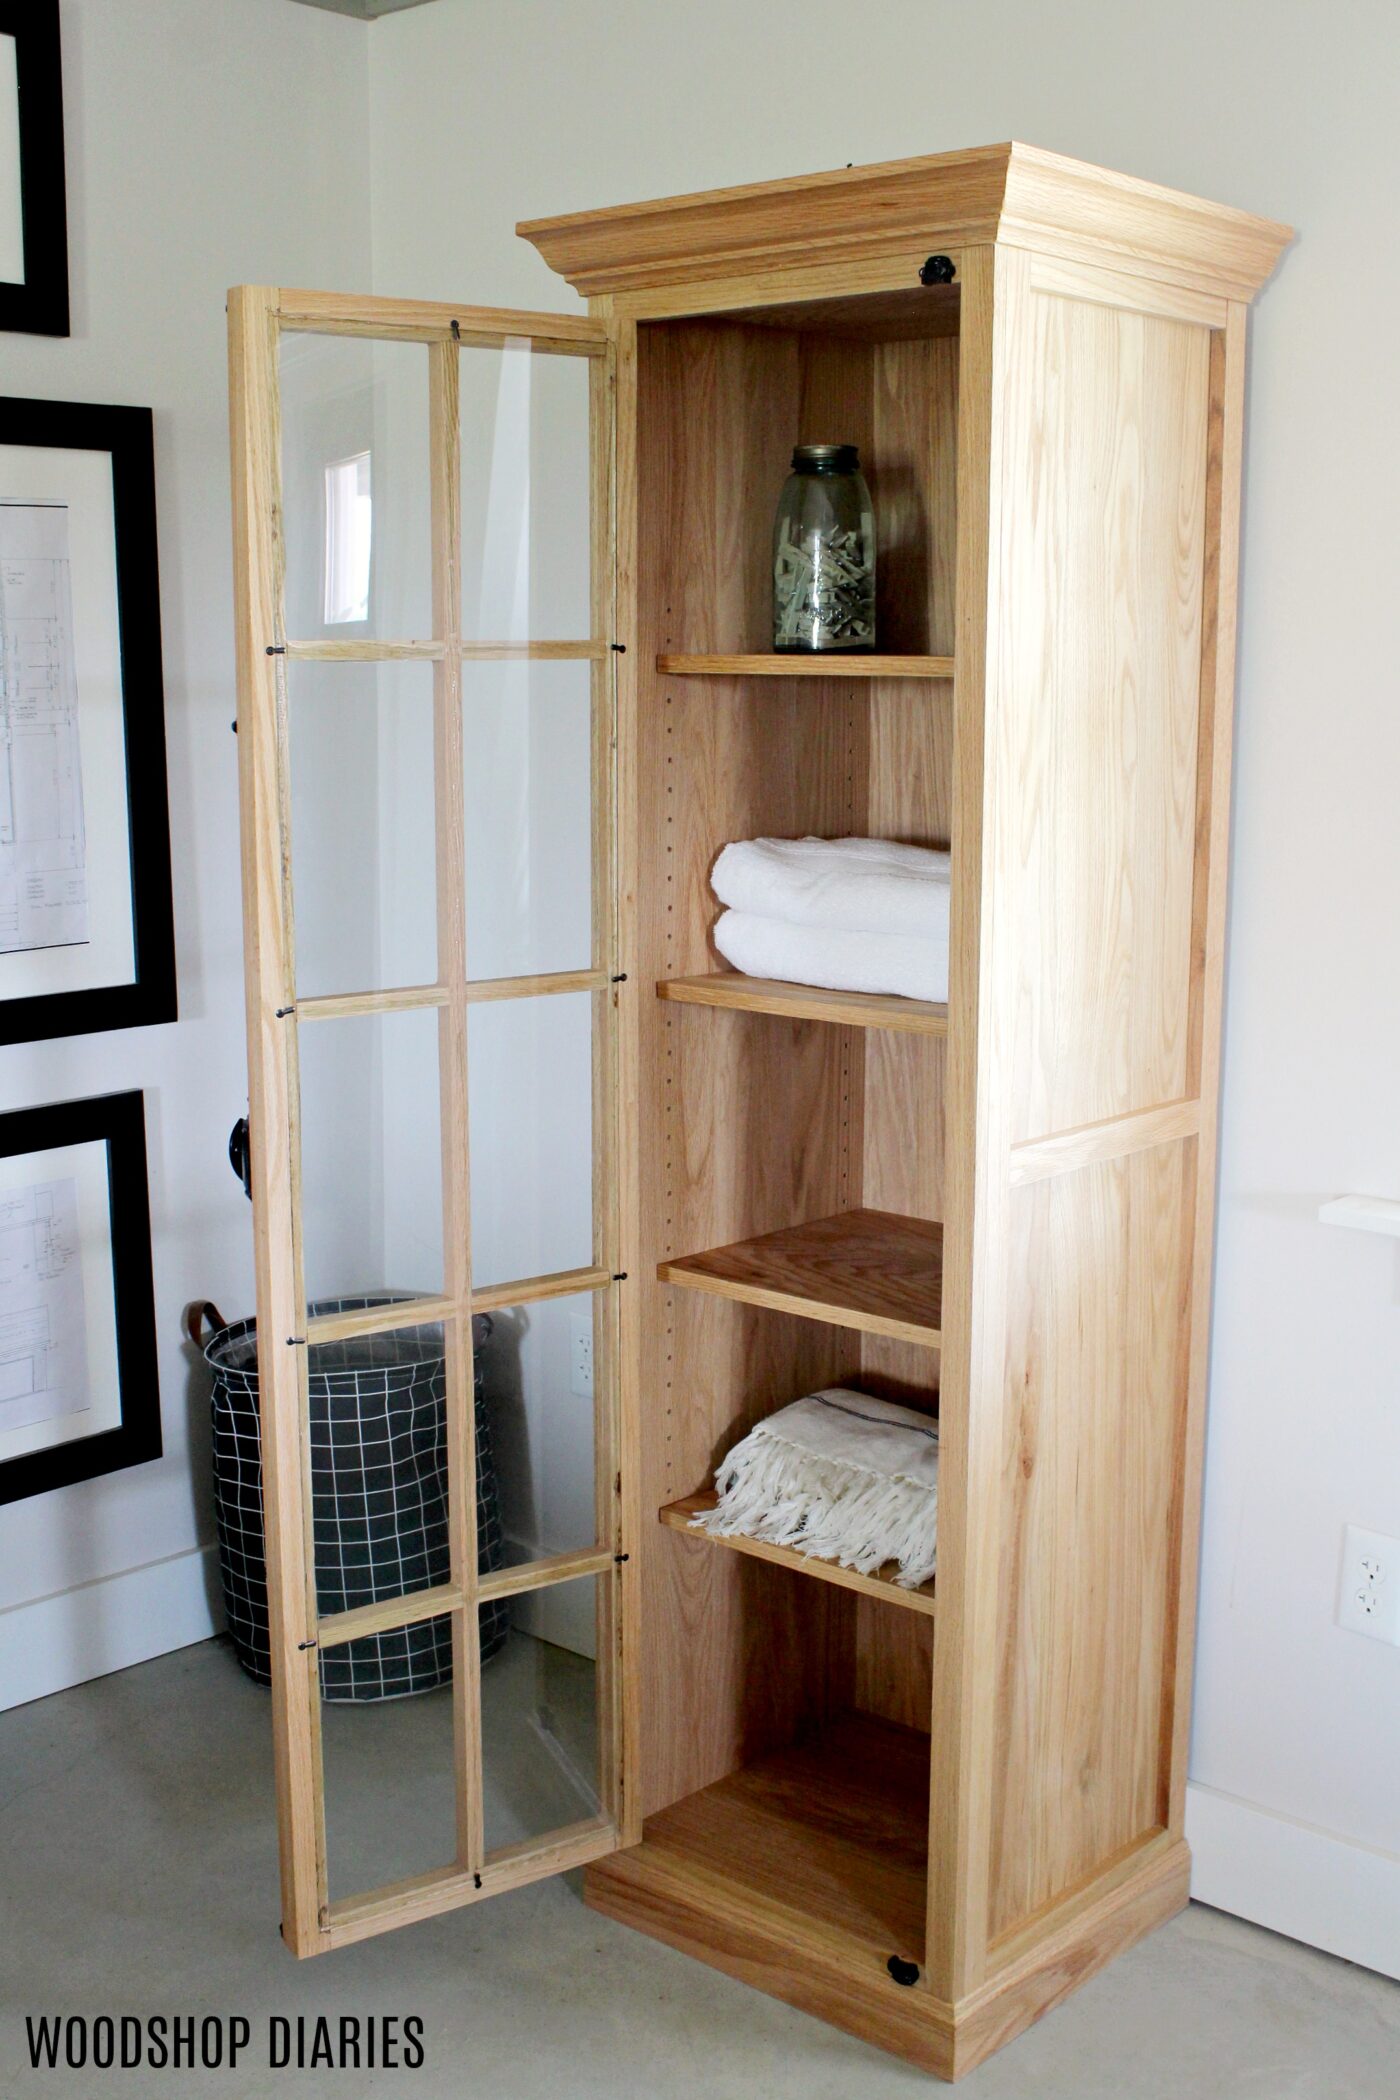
[228,284,630,1955]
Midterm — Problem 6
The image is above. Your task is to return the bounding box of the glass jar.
[772,444,875,653]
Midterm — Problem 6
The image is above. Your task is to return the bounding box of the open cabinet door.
[228,287,627,1954]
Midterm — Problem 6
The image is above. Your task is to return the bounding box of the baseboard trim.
[1186,1779,1400,1981]
[0,1544,224,1712]
[587,1829,1189,2080]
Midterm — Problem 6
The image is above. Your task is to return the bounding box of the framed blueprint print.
[0,399,175,1043]
[0,1,69,338]
[0,1092,160,1505]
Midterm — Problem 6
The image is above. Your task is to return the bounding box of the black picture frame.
[0,397,177,1044]
[0,0,70,338]
[0,1091,161,1506]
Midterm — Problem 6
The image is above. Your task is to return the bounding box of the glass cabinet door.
[229,288,621,1955]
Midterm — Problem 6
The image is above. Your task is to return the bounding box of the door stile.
[587,338,625,1830]
[603,304,643,1845]
[228,283,328,1955]
[427,336,487,1878]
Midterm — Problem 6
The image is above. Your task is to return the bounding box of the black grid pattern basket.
[205,1294,507,1701]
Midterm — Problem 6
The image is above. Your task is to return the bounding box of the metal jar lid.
[791,443,861,473]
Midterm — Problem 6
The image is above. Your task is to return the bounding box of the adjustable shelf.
[659,1208,943,1348]
[660,1490,938,1616]
[657,974,949,1034]
[657,652,954,680]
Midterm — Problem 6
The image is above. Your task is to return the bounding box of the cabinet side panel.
[990,1143,1193,1940]
[973,268,1222,1959]
[1001,297,1209,1144]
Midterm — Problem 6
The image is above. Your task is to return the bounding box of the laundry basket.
[197,1294,508,1700]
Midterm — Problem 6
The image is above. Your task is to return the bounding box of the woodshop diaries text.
[25,2014,426,2071]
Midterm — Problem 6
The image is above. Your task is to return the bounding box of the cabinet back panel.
[854,1597,935,1732]
[860,333,955,1323]
[870,336,958,657]
[635,320,859,1810]
[632,313,957,1810]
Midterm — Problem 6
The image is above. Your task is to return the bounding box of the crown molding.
[519,143,1292,305]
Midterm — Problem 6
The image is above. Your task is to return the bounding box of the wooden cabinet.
[230,143,1289,2077]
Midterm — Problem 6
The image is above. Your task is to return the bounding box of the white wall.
[368,0,1400,1971]
[0,0,373,1703]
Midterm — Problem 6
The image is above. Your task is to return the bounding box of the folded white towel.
[714,909,948,1004]
[692,1389,939,1589]
[712,835,951,941]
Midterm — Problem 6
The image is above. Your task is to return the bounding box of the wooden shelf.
[661,1490,937,1615]
[587,1713,929,1972]
[657,652,954,680]
[659,1207,943,1347]
[657,974,948,1034]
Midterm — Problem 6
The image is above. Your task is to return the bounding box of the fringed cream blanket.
[691,1389,939,1589]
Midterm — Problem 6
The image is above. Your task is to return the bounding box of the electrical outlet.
[1336,1525,1400,1646]
[570,1311,593,1399]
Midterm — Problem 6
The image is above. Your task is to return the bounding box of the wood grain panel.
[988,1142,1192,1940]
[999,294,1209,1143]
[870,336,958,658]
[862,1034,946,1223]
[854,1599,935,1731]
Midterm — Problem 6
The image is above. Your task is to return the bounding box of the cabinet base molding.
[585,1835,1191,2080]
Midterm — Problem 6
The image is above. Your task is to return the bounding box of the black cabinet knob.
[919,254,956,285]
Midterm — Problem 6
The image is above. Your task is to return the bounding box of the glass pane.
[320,1610,456,1899]
[298,1009,443,1304]
[280,332,432,641]
[466,991,594,1289]
[459,341,592,642]
[481,1573,602,1856]
[306,1313,455,1628]
[464,659,593,982]
[288,660,437,997]
[475,1290,602,1575]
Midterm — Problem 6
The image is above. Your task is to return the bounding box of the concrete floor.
[2,1639,1397,2098]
